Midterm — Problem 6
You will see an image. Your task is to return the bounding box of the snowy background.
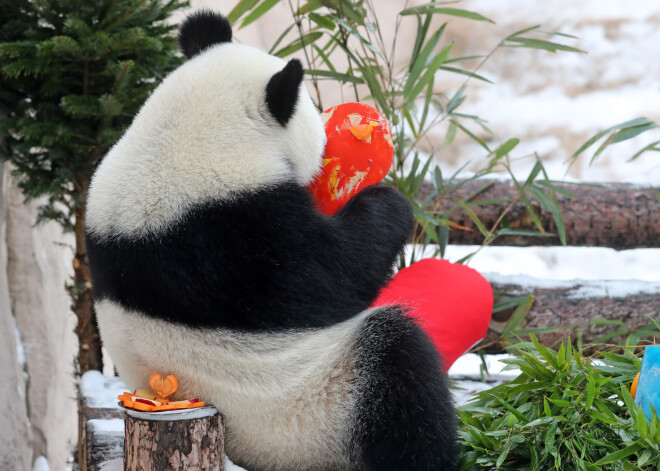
[434,0,660,281]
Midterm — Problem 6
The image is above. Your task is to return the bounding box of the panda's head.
[87,11,326,238]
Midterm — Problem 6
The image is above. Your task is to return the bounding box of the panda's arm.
[248,182,413,327]
[331,184,414,281]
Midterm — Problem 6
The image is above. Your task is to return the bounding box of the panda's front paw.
[338,184,414,244]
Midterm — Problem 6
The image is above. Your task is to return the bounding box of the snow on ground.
[87,419,124,434]
[449,353,519,406]
[92,456,247,471]
[226,457,248,471]
[79,371,126,409]
[13,315,28,394]
[32,456,49,471]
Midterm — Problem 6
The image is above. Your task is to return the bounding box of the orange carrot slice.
[349,123,374,140]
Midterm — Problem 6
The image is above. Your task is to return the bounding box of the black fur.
[353,307,459,470]
[87,183,413,331]
[266,59,304,126]
[178,10,232,59]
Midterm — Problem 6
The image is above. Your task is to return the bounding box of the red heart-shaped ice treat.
[371,258,493,371]
[308,102,393,215]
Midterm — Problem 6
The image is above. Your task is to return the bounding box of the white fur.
[97,299,366,471]
[87,43,326,239]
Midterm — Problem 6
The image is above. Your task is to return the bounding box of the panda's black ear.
[178,10,232,59]
[266,59,304,127]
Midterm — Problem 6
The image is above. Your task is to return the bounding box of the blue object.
[635,345,660,420]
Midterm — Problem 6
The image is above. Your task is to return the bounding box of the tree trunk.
[418,180,660,249]
[478,277,660,353]
[124,408,224,471]
[72,188,103,373]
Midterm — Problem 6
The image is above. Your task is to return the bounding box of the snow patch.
[79,370,126,409]
[87,418,124,434]
[452,380,505,407]
[32,456,49,471]
[449,354,519,406]
[449,353,519,380]
[442,245,660,283]
[14,320,26,368]
[485,273,660,298]
[97,458,122,471]
[568,281,660,299]
[468,0,660,22]
[226,457,248,471]
[14,316,28,395]
[90,449,248,470]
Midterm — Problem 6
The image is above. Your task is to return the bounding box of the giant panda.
[86,10,458,471]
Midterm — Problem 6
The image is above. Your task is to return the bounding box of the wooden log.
[478,276,660,352]
[78,371,126,471]
[124,406,224,471]
[417,180,660,249]
[78,397,122,471]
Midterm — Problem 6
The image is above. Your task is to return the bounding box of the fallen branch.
[478,275,660,352]
[419,180,660,249]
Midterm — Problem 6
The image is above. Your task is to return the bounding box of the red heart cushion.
[371,258,493,371]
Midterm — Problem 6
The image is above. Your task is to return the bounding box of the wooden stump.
[124,406,224,471]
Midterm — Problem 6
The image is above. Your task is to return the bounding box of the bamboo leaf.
[403,25,445,98]
[571,117,656,160]
[493,296,534,313]
[497,228,552,237]
[240,0,280,28]
[609,120,657,144]
[585,377,596,410]
[628,139,660,161]
[456,198,489,238]
[401,6,494,23]
[495,138,520,159]
[594,444,644,465]
[529,186,566,245]
[295,0,325,14]
[308,12,336,30]
[452,118,490,152]
[227,0,260,25]
[438,66,493,83]
[408,42,453,99]
[501,295,534,337]
[504,36,584,53]
[411,14,433,62]
[305,69,364,83]
[398,1,462,16]
[267,23,296,55]
[273,32,323,57]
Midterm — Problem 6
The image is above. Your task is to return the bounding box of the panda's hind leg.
[352,307,458,471]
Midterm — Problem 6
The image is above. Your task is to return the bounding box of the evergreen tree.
[0,0,188,373]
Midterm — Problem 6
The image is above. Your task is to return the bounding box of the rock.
[0,163,32,471]
[1,162,78,470]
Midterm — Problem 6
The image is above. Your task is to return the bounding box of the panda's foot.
[352,306,459,471]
